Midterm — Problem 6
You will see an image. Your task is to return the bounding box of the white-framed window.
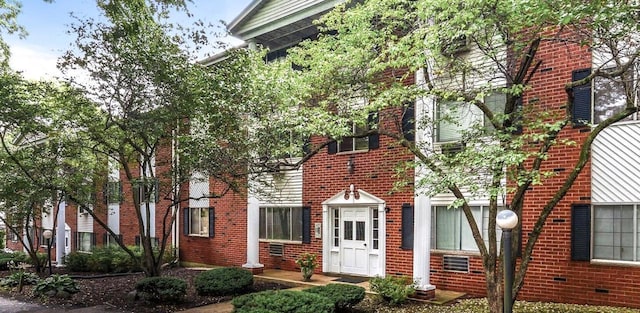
[592,205,640,262]
[436,93,507,143]
[106,181,122,204]
[9,230,19,242]
[593,64,639,124]
[338,122,370,153]
[189,207,210,236]
[431,205,502,252]
[133,178,158,203]
[259,207,303,241]
[77,232,94,252]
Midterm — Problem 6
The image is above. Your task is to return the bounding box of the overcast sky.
[6,0,253,80]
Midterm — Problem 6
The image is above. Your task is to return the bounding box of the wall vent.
[268,243,284,257]
[443,255,469,273]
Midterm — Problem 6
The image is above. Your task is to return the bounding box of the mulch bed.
[0,267,288,313]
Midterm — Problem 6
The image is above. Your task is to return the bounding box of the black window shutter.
[571,204,591,261]
[402,103,415,142]
[183,208,189,236]
[103,233,108,245]
[514,97,523,135]
[327,140,337,154]
[401,203,414,249]
[302,137,311,155]
[154,179,160,203]
[302,206,311,244]
[118,181,124,204]
[571,68,592,125]
[208,207,215,238]
[135,235,141,246]
[91,233,97,247]
[73,231,78,251]
[103,182,109,204]
[368,112,380,150]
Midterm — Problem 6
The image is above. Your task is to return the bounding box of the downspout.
[172,125,180,261]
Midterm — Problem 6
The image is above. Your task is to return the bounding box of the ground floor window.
[189,207,210,236]
[431,205,502,251]
[593,205,640,261]
[76,232,95,252]
[259,207,302,241]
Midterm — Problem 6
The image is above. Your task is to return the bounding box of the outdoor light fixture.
[496,209,518,313]
[42,229,53,275]
[347,156,355,174]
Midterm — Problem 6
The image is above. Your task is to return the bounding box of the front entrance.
[322,186,386,277]
[340,207,369,275]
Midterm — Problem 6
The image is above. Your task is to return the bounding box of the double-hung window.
[431,205,502,252]
[592,205,640,262]
[259,207,303,242]
[189,207,210,237]
[105,181,122,204]
[77,232,94,252]
[338,122,370,152]
[436,93,507,143]
[593,65,639,124]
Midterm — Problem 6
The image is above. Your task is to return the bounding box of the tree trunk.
[484,258,503,313]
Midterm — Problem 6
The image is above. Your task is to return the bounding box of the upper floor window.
[436,93,506,143]
[133,178,159,204]
[105,181,122,204]
[338,122,370,152]
[593,65,639,124]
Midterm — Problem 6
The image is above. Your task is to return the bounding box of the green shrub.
[232,290,334,313]
[369,275,416,305]
[0,251,26,270]
[109,246,142,273]
[64,252,91,272]
[0,271,40,287]
[23,252,46,267]
[305,283,365,311]
[135,277,187,303]
[33,274,80,298]
[195,267,253,296]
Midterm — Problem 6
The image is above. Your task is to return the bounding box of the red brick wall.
[178,182,248,267]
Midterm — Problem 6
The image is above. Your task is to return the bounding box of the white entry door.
[340,207,369,275]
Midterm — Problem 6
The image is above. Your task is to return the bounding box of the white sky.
[6,0,253,80]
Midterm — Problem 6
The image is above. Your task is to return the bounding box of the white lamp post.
[42,229,53,275]
[496,210,518,313]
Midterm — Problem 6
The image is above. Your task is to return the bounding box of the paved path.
[0,296,45,313]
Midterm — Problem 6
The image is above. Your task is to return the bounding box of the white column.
[413,193,435,291]
[243,196,263,269]
[412,67,435,291]
[322,204,330,273]
[55,200,66,265]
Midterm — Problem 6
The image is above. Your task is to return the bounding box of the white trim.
[322,187,386,277]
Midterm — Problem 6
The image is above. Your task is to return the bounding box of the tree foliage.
[288,0,640,312]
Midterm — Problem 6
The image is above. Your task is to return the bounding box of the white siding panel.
[592,122,640,203]
[189,173,209,208]
[77,207,93,233]
[107,204,119,234]
[237,0,325,34]
[253,164,303,206]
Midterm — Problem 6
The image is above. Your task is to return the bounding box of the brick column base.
[413,288,436,300]
[246,267,264,275]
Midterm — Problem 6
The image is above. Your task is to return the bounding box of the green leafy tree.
[288,0,640,312]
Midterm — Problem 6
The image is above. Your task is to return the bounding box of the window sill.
[336,149,369,156]
[590,259,640,267]
[187,234,209,238]
[259,239,303,245]
[430,249,481,257]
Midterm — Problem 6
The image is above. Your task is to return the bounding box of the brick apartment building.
[6,0,640,309]
[178,0,640,308]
